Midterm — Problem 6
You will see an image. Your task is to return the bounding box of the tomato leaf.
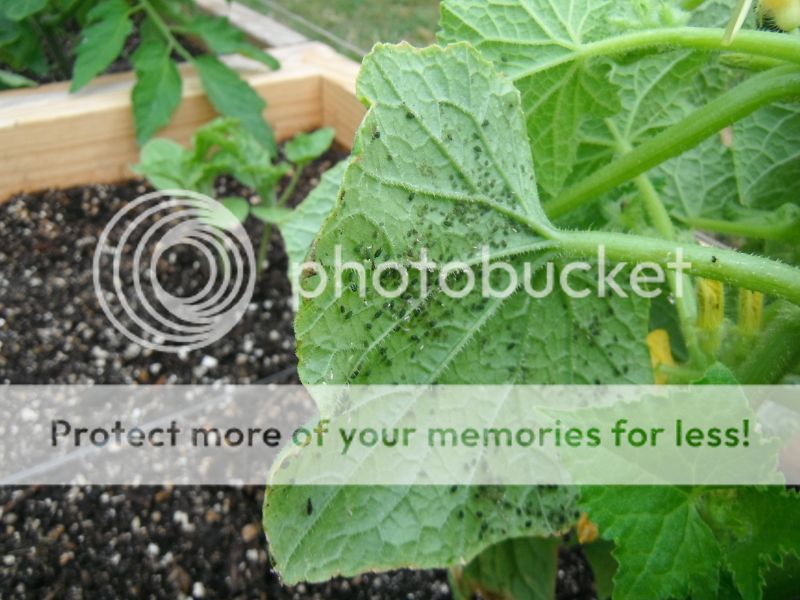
[70,0,132,92]
[0,67,35,89]
[193,55,276,152]
[131,17,182,145]
[184,12,280,70]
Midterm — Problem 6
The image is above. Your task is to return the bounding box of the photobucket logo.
[93,190,256,353]
[297,246,692,301]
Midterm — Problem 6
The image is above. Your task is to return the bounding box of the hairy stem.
[546,65,800,219]
[606,120,703,364]
[554,230,800,306]
[637,175,704,364]
[677,215,800,242]
[517,28,800,81]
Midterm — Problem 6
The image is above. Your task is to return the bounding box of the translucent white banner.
[1,385,798,486]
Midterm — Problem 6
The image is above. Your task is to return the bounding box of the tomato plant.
[0,0,280,148]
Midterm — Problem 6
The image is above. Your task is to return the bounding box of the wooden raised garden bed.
[0,37,363,200]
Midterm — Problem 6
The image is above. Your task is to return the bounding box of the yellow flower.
[725,0,800,45]
[647,329,676,385]
[760,0,800,31]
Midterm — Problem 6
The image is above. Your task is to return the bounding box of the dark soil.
[0,151,598,598]
[0,146,345,384]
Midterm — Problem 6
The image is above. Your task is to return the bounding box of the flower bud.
[697,279,725,356]
[738,289,764,337]
[647,329,676,385]
[697,279,725,332]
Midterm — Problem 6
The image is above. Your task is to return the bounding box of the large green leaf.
[131,18,182,145]
[293,43,650,388]
[265,485,576,584]
[706,488,800,600]
[733,103,800,211]
[451,536,560,600]
[193,55,276,151]
[70,0,132,92]
[582,482,800,600]
[438,0,624,198]
[656,103,800,229]
[581,487,723,600]
[264,42,651,584]
[437,0,747,217]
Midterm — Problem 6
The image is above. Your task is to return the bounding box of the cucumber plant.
[263,0,800,597]
[0,0,280,148]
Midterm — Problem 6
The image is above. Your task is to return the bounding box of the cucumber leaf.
[581,486,723,600]
[706,488,800,600]
[438,0,623,198]
[451,536,560,600]
[264,42,651,585]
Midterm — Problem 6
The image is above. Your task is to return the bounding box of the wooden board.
[0,42,365,201]
[196,0,308,47]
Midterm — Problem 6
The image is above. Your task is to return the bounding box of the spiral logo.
[93,190,256,353]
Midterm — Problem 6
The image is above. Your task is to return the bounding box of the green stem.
[554,230,800,306]
[546,65,800,219]
[277,163,306,207]
[29,16,71,80]
[517,28,800,82]
[606,120,703,365]
[677,215,800,242]
[639,171,703,364]
[605,120,677,240]
[720,53,786,72]
[140,0,193,62]
[257,222,273,270]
